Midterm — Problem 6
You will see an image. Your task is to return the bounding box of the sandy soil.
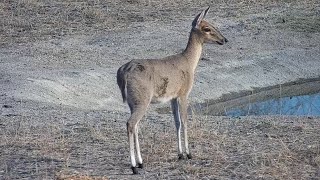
[1,0,320,179]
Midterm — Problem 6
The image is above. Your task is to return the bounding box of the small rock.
[2,105,13,108]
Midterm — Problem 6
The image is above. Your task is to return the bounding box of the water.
[226,92,320,116]
[198,78,320,116]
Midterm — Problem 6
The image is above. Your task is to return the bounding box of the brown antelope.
[117,7,228,174]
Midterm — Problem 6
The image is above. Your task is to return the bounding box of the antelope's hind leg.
[127,105,148,174]
[135,123,143,169]
[126,84,151,174]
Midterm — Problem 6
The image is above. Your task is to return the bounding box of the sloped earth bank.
[1,1,320,179]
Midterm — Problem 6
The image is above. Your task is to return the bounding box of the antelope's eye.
[203,28,211,32]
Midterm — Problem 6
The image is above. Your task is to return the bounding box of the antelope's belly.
[151,96,174,104]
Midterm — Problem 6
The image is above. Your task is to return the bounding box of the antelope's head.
[192,7,228,45]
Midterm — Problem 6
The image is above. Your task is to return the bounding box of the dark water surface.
[225,92,320,116]
[197,78,320,116]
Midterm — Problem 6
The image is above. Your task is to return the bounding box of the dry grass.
[56,173,108,180]
[1,109,319,179]
[1,0,318,46]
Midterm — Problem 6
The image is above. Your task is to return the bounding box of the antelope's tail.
[117,65,128,103]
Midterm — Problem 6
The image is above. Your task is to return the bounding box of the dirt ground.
[1,0,320,179]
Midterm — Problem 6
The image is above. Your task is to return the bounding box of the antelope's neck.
[182,30,204,72]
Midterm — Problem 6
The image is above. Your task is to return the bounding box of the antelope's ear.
[192,7,210,28]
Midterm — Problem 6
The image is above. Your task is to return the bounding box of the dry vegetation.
[1,107,319,179]
[1,0,319,46]
[1,0,320,179]
[0,0,200,46]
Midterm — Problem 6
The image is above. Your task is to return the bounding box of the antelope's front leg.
[171,98,183,159]
[179,96,192,159]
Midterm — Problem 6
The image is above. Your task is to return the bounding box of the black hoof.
[178,153,184,160]
[187,154,192,159]
[138,163,144,169]
[131,166,138,174]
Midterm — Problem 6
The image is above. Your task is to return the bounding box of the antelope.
[117,7,228,174]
